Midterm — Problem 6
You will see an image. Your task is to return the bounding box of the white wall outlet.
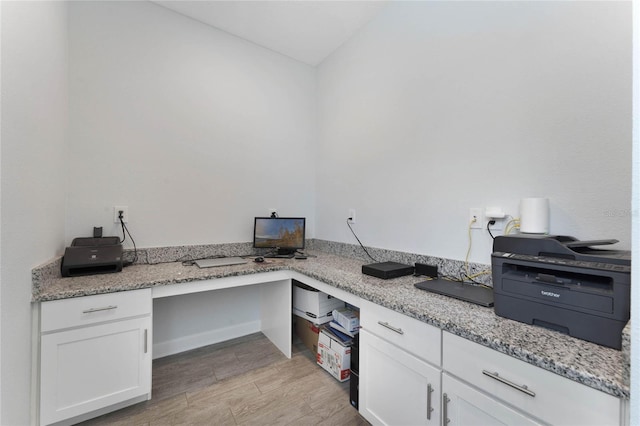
[114,206,128,223]
[348,209,356,224]
[469,208,482,229]
[485,207,506,219]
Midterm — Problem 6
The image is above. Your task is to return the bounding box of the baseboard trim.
[152,320,261,359]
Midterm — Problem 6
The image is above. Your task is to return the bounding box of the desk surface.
[32,250,630,399]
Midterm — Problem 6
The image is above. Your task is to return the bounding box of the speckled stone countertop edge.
[32,241,630,399]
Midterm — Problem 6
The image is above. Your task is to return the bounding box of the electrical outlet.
[348,209,356,224]
[469,208,482,229]
[485,207,506,220]
[114,206,128,224]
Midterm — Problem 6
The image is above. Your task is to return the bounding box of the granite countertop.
[33,250,630,399]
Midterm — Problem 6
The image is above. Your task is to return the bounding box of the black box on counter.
[362,261,414,279]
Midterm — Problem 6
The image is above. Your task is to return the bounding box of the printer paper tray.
[501,278,613,314]
[494,293,625,349]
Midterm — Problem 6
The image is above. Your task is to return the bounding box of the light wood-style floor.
[79,332,368,426]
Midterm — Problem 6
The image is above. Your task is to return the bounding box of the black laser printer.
[491,234,630,349]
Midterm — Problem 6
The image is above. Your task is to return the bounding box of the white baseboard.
[152,320,261,359]
[49,394,150,426]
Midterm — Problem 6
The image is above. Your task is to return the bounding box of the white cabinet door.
[359,329,440,426]
[40,316,152,425]
[442,373,542,426]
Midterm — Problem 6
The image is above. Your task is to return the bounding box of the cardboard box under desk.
[292,281,345,324]
[317,328,351,382]
[295,317,320,354]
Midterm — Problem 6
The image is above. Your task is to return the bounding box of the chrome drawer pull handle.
[443,393,450,424]
[482,370,536,397]
[427,383,434,420]
[144,329,148,354]
[82,305,118,314]
[377,321,404,335]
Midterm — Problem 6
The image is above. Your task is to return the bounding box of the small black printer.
[61,236,123,277]
[491,234,631,349]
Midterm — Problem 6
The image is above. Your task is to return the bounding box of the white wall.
[66,1,317,249]
[0,1,68,424]
[316,1,633,265]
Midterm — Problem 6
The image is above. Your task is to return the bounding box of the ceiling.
[152,1,389,66]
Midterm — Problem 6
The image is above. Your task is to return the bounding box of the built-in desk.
[150,269,361,359]
[33,258,365,426]
[32,249,630,425]
[151,270,296,359]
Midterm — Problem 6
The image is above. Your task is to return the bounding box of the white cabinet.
[359,300,441,426]
[360,330,440,426]
[39,289,152,425]
[443,331,626,426]
[358,304,626,426]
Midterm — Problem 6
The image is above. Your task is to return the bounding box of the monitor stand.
[265,248,296,259]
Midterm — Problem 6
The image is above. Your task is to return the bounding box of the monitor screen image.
[253,217,305,255]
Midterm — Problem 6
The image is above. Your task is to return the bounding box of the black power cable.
[346,219,377,263]
[119,214,138,265]
[487,220,496,240]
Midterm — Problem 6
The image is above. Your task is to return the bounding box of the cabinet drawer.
[360,299,441,366]
[41,289,152,332]
[443,332,622,426]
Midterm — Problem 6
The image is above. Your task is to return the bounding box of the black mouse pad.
[414,279,494,307]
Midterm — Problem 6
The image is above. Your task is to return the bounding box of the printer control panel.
[494,252,631,274]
